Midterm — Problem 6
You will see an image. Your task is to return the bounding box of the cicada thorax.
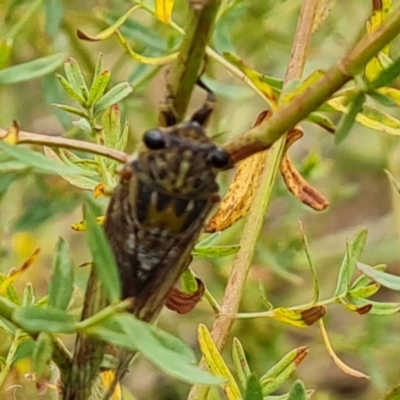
[104,119,230,320]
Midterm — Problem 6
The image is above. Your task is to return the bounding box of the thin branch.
[165,0,222,121]
[0,128,128,163]
[224,5,400,163]
[187,1,318,399]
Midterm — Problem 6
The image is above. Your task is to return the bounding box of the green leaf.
[87,70,111,107]
[232,337,251,390]
[370,54,400,89]
[334,228,368,297]
[287,380,308,400]
[87,314,221,385]
[0,273,20,305]
[84,202,121,304]
[13,306,76,334]
[244,375,263,400]
[357,262,400,291]
[94,82,133,112]
[0,39,13,70]
[32,332,53,379]
[43,147,99,190]
[351,264,386,289]
[0,141,82,175]
[192,244,240,258]
[0,53,66,85]
[367,89,398,107]
[48,238,74,311]
[22,283,35,306]
[101,104,125,151]
[359,105,400,135]
[64,57,89,98]
[57,74,86,105]
[346,297,400,315]
[52,103,89,118]
[260,347,308,396]
[306,112,336,133]
[335,91,366,144]
[348,283,380,299]
[181,269,199,293]
[44,0,64,37]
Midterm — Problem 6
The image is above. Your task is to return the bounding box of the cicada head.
[136,120,230,198]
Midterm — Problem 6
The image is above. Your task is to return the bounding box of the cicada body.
[105,123,228,319]
[66,85,230,400]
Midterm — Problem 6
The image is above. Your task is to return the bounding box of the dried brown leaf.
[280,127,329,212]
[205,111,271,233]
[165,278,205,314]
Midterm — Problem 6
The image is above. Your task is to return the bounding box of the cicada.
[101,84,230,397]
[65,84,231,400]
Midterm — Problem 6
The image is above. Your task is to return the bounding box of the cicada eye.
[143,129,166,150]
[208,148,231,169]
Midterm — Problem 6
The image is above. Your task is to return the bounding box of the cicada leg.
[159,80,216,127]
[190,79,216,126]
[158,94,178,127]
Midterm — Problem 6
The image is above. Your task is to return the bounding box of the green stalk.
[187,1,318,398]
[164,0,222,120]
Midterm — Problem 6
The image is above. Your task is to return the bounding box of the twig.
[165,0,222,120]
[187,1,318,399]
[0,128,128,163]
[224,4,400,163]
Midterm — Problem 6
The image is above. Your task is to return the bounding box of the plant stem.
[187,2,318,399]
[166,0,222,120]
[0,128,127,163]
[224,4,400,163]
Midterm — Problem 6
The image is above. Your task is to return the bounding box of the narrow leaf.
[87,70,111,107]
[86,314,221,385]
[260,347,309,396]
[77,6,140,41]
[192,244,240,258]
[0,53,66,85]
[357,262,400,291]
[84,202,121,304]
[335,91,366,144]
[32,332,53,379]
[198,323,241,399]
[48,237,74,311]
[232,337,252,390]
[13,306,76,334]
[115,30,178,66]
[94,82,133,112]
[244,375,263,400]
[319,319,369,379]
[57,74,86,105]
[0,141,81,175]
[287,380,308,400]
[334,228,368,297]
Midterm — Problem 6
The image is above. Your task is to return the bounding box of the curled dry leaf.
[205,111,271,233]
[165,278,205,314]
[280,127,329,211]
[319,319,370,380]
[207,110,329,232]
[0,248,41,295]
[300,305,327,325]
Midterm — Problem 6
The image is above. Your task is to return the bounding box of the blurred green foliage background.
[1,0,400,399]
